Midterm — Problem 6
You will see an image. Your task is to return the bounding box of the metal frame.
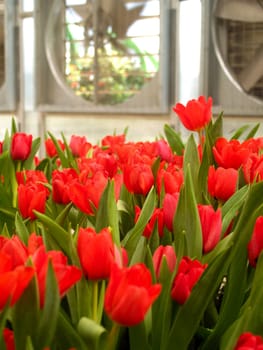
[200,0,263,116]
[0,0,18,112]
[34,0,172,115]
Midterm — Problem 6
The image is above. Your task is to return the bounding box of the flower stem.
[198,130,204,150]
[92,280,98,322]
[12,161,21,208]
[106,322,120,350]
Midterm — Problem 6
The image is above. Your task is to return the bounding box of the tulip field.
[0,96,263,349]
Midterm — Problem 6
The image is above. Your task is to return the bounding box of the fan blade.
[70,1,144,38]
[238,45,263,92]
[101,1,144,38]
[215,0,263,22]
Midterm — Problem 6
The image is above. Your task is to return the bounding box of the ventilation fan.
[212,0,263,104]
[35,0,170,114]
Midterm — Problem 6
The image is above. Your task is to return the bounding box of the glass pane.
[64,0,160,105]
[22,0,34,12]
[23,18,35,110]
[178,0,201,103]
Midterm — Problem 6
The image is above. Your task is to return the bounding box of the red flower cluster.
[171,257,207,305]
[0,243,34,311]
[5,94,263,348]
[17,170,49,220]
[212,136,263,184]
[234,332,263,350]
[0,234,81,309]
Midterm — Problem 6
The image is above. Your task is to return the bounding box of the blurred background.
[0,0,262,146]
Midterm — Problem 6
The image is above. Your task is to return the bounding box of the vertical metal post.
[93,0,100,104]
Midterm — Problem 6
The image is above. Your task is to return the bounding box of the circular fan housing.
[212,0,263,104]
[63,0,160,105]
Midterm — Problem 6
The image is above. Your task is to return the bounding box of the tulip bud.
[153,245,176,279]
[11,132,32,161]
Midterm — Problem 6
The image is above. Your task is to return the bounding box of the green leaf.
[198,131,214,202]
[163,124,185,155]
[55,310,87,349]
[129,236,147,265]
[174,165,203,259]
[55,202,73,227]
[129,321,151,350]
[95,180,120,247]
[12,275,40,350]
[209,113,223,141]
[36,260,60,348]
[230,124,250,140]
[23,137,41,170]
[220,252,263,349]
[245,123,260,139]
[11,117,18,135]
[201,248,248,350]
[221,185,249,236]
[34,211,71,257]
[203,182,263,349]
[183,134,200,201]
[47,132,69,168]
[122,187,156,260]
[164,247,231,350]
[77,317,107,349]
[15,212,30,244]
[61,132,78,170]
[152,255,176,350]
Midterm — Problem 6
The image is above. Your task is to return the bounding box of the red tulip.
[242,154,263,183]
[93,149,119,178]
[123,163,154,195]
[27,232,44,255]
[212,137,250,169]
[171,257,207,304]
[16,170,50,198]
[156,163,184,195]
[0,251,34,310]
[16,169,48,185]
[198,204,222,253]
[32,245,82,308]
[45,138,65,158]
[69,135,92,157]
[135,206,164,238]
[11,132,32,161]
[0,235,28,267]
[3,328,15,350]
[173,96,212,131]
[207,166,238,202]
[52,168,78,204]
[154,139,174,162]
[18,183,46,220]
[234,332,263,349]
[163,192,180,231]
[104,263,162,326]
[248,216,263,267]
[77,227,116,280]
[153,245,176,279]
[101,134,126,148]
[69,171,108,215]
